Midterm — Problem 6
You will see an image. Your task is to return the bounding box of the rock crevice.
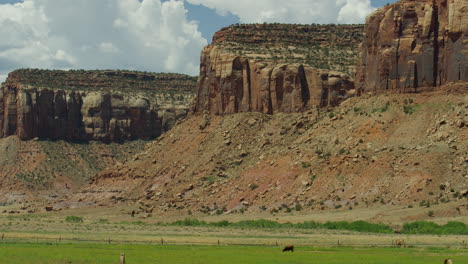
[0,70,195,142]
[194,24,362,114]
[356,0,467,92]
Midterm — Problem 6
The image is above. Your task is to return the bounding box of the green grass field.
[0,244,466,264]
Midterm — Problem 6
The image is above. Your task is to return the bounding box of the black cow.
[282,245,294,252]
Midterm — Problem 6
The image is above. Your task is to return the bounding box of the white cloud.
[186,0,375,24]
[0,74,6,83]
[337,0,376,24]
[0,0,207,78]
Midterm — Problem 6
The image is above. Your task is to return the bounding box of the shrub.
[295,204,302,211]
[372,102,391,113]
[65,216,83,223]
[301,162,311,168]
[402,221,468,235]
[249,184,259,190]
[403,105,416,114]
[174,218,207,226]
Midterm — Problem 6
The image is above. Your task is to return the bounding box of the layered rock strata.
[356,0,468,92]
[194,24,363,114]
[0,69,196,142]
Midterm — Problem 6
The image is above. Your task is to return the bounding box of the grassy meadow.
[0,244,466,264]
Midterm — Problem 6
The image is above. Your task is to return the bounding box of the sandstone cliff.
[356,0,468,92]
[0,69,196,142]
[194,24,363,114]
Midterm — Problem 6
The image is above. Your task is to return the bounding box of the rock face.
[0,69,196,142]
[194,24,363,114]
[356,0,468,92]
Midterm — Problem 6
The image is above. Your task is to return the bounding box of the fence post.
[1,233,3,240]
[161,238,164,245]
[275,240,278,247]
[108,238,111,244]
[120,253,125,264]
[218,239,220,246]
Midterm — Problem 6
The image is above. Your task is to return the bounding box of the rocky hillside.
[194,24,363,114]
[0,69,197,142]
[356,0,467,92]
[73,85,467,219]
[0,137,147,206]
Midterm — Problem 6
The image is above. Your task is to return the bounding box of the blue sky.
[0,0,399,80]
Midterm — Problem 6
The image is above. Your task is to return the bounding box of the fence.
[0,233,466,249]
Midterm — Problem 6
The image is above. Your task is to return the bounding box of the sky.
[0,0,398,82]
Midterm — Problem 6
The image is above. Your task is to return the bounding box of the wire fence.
[0,234,467,249]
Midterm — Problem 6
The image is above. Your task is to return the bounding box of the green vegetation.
[166,219,468,235]
[6,69,197,96]
[171,219,394,234]
[402,221,468,235]
[402,98,418,114]
[372,102,391,113]
[249,184,259,190]
[403,105,417,114]
[65,216,84,223]
[0,244,465,264]
[14,171,47,185]
[215,23,363,76]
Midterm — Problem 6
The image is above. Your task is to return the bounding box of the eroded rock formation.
[356,0,468,92]
[0,69,196,142]
[194,24,363,114]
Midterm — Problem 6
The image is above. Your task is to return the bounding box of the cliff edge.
[0,69,197,142]
[356,0,467,92]
[194,24,364,114]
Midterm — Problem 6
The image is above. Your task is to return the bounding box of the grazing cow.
[282,245,294,252]
[394,239,405,248]
[444,258,453,264]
